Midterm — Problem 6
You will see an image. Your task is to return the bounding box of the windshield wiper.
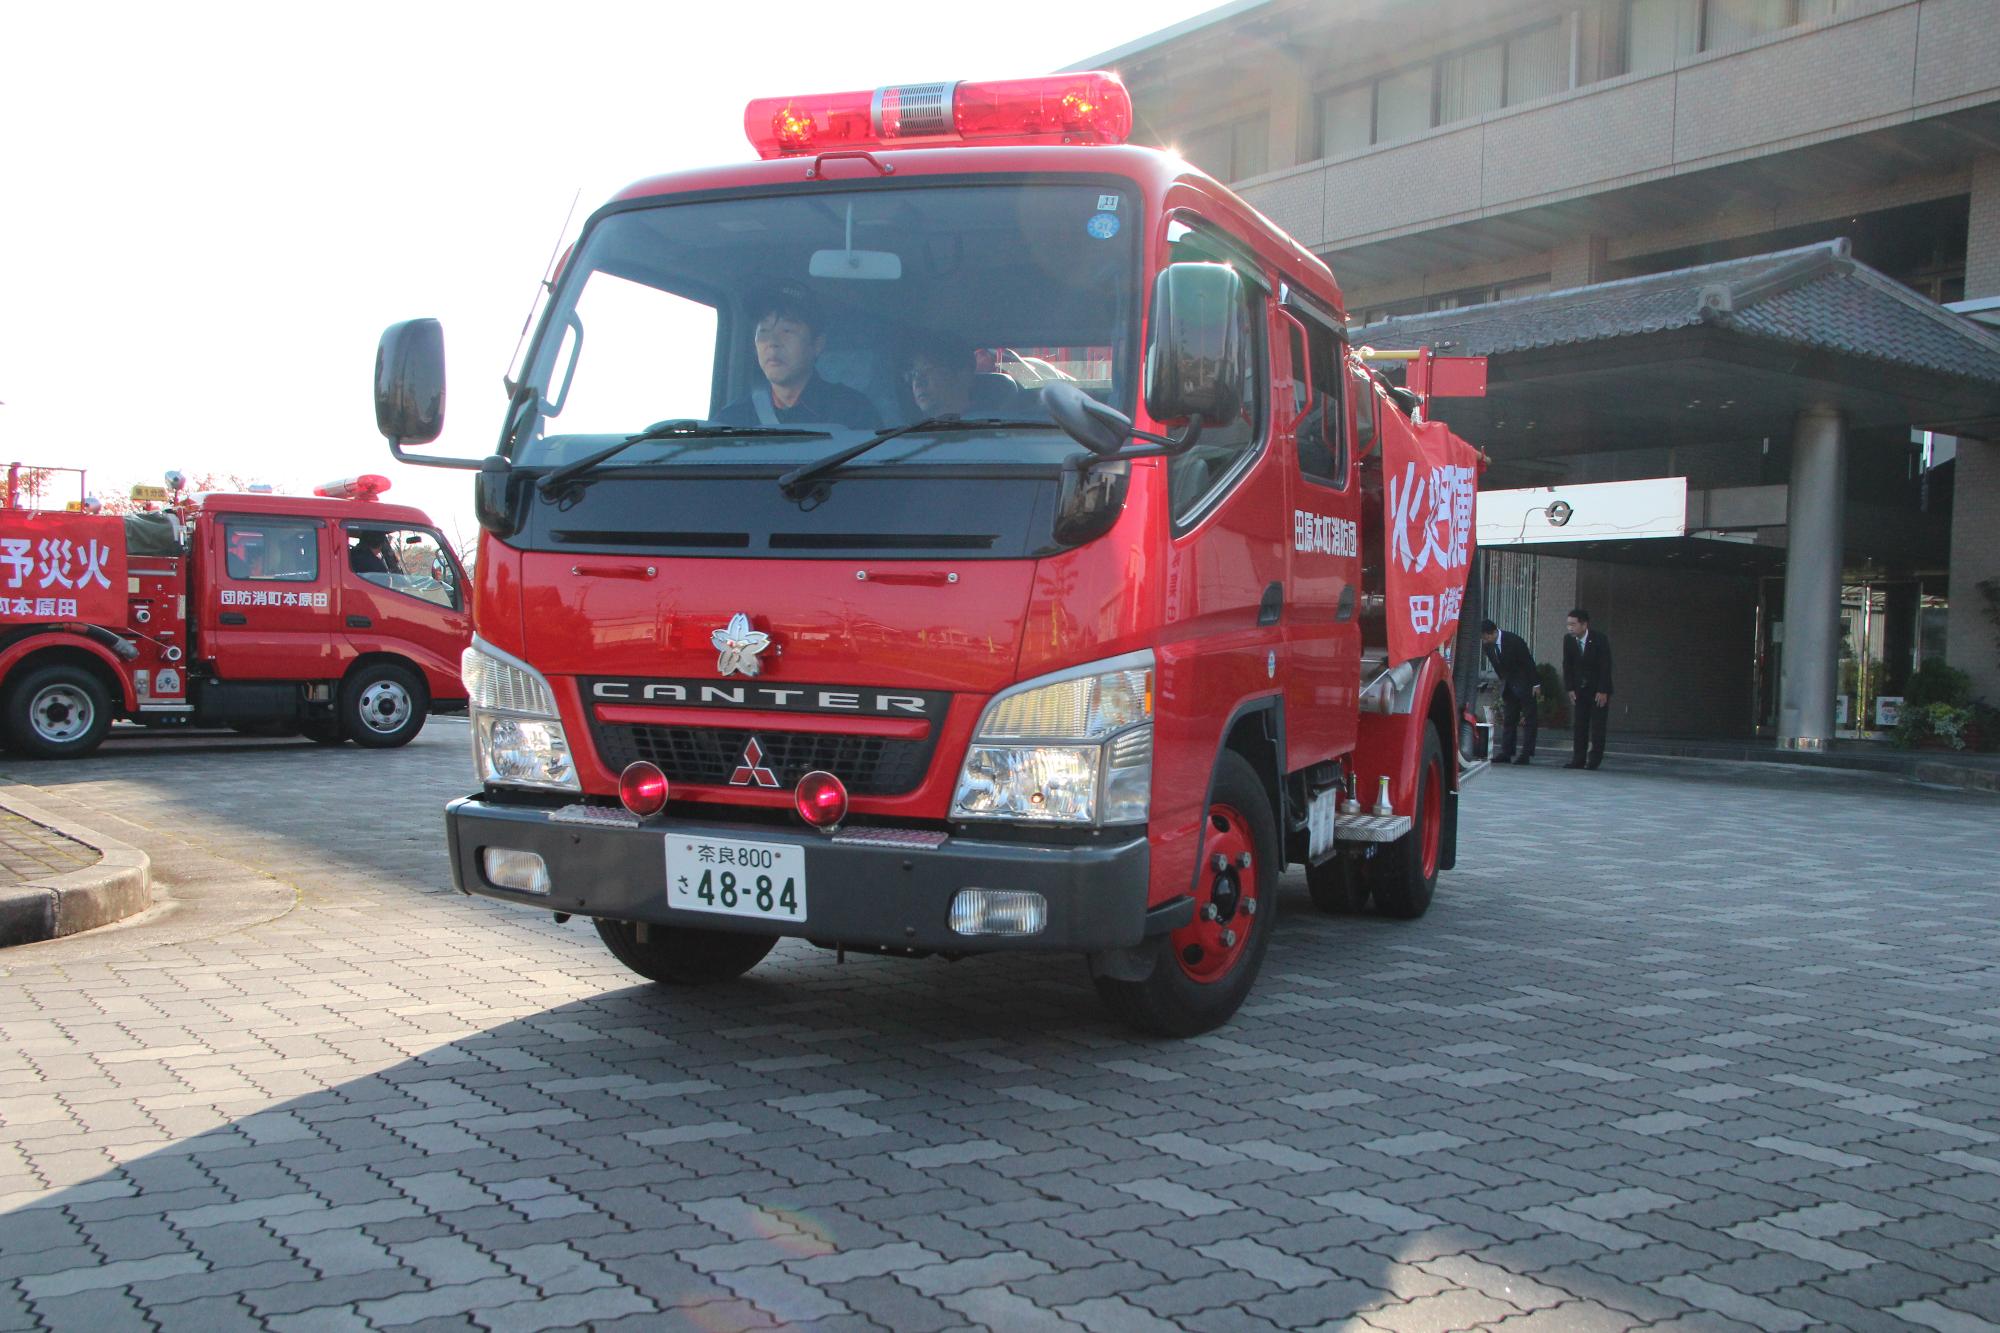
[777,417,1053,496]
[538,420,830,495]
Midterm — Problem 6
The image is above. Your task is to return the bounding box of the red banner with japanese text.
[0,510,128,626]
[1381,412,1481,665]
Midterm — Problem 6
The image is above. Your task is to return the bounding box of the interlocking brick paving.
[0,725,1996,1330]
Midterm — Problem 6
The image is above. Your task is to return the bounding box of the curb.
[0,788,152,947]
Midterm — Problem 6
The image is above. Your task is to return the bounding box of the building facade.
[1089,0,2000,742]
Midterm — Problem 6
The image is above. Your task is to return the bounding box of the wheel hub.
[1171,805,1259,984]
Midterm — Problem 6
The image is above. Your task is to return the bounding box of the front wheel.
[1093,751,1277,1038]
[341,663,427,748]
[1365,727,1445,920]
[595,919,776,985]
[4,665,113,759]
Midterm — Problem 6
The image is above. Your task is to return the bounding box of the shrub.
[1903,659,1973,711]
[1535,662,1567,724]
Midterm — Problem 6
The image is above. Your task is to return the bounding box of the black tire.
[4,664,113,759]
[1094,751,1278,1038]
[1365,726,1445,920]
[1306,851,1369,914]
[341,663,427,748]
[595,919,777,985]
[301,719,345,745]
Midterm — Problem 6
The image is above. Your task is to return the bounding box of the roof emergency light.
[745,72,1132,159]
[315,474,391,501]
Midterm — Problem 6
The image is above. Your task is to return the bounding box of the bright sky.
[1,1,1221,545]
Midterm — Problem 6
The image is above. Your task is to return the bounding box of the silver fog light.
[949,889,1047,936]
[482,848,552,895]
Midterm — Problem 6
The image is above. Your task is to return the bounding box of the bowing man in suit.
[1562,608,1614,770]
[1480,620,1540,764]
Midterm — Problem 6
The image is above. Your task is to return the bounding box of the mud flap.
[1088,895,1195,982]
[1438,787,1460,872]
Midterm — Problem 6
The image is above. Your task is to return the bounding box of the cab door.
[336,522,471,695]
[1280,301,1361,765]
[203,514,336,679]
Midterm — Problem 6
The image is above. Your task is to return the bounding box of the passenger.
[349,531,396,578]
[906,335,1021,418]
[716,283,877,430]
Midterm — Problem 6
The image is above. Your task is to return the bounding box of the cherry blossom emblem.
[711,613,772,678]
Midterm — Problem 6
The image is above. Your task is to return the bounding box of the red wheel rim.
[1173,803,1258,983]
[1419,757,1442,881]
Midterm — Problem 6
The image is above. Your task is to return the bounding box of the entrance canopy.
[1364,240,2000,462]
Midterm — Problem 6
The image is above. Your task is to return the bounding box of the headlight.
[950,651,1152,825]
[463,637,580,791]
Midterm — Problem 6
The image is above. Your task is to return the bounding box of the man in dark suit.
[1480,620,1540,764]
[1562,608,1613,770]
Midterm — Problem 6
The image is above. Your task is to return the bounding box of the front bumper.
[446,795,1152,953]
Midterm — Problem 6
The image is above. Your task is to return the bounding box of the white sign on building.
[1477,477,1688,548]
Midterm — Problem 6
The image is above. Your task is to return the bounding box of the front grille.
[592,724,938,796]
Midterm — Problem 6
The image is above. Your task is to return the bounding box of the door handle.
[1258,582,1283,627]
[220,612,247,625]
[347,615,372,629]
[1335,585,1357,623]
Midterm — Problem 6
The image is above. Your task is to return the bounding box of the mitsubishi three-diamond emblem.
[711,613,772,677]
[730,737,780,788]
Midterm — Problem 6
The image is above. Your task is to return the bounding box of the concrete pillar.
[1968,155,2000,300]
[1945,436,2000,703]
[1778,406,1847,750]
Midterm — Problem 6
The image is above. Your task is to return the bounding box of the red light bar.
[745,72,1132,160]
[314,474,391,501]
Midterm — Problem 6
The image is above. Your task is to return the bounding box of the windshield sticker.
[1086,212,1120,240]
[1097,193,1121,211]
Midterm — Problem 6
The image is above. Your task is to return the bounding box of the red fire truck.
[0,476,472,758]
[377,73,1486,1035]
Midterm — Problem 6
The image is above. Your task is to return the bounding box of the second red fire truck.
[0,477,472,758]
[377,72,1485,1034]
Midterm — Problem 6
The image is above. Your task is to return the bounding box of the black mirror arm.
[1068,417,1204,472]
[387,438,484,470]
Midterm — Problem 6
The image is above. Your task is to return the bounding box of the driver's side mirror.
[1144,262,1247,427]
[375,318,447,445]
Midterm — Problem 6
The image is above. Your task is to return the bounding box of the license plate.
[665,835,807,923]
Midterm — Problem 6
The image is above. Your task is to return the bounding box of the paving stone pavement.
[0,811,98,887]
[1,724,1998,1331]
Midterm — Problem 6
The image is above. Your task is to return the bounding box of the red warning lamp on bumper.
[745,72,1133,159]
[314,474,391,501]
[794,771,848,831]
[618,762,670,818]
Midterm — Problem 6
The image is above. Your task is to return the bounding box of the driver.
[717,283,877,430]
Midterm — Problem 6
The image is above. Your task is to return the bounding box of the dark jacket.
[1563,629,1614,697]
[716,375,878,430]
[1483,629,1539,697]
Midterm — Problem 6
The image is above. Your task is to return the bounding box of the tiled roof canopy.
[1363,242,2000,387]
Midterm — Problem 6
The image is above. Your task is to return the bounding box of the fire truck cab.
[378,74,1481,1035]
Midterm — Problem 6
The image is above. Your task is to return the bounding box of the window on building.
[1505,22,1570,104]
[1374,65,1435,144]
[1317,17,1578,158]
[1439,44,1504,123]
[1625,0,1844,73]
[1318,83,1374,158]
[1183,112,1270,182]
[1626,0,1699,72]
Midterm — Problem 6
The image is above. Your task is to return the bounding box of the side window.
[1297,315,1347,487]
[347,527,459,609]
[1163,220,1266,525]
[225,520,318,582]
[1350,361,1379,458]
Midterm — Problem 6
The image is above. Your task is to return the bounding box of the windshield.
[512,181,1138,472]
